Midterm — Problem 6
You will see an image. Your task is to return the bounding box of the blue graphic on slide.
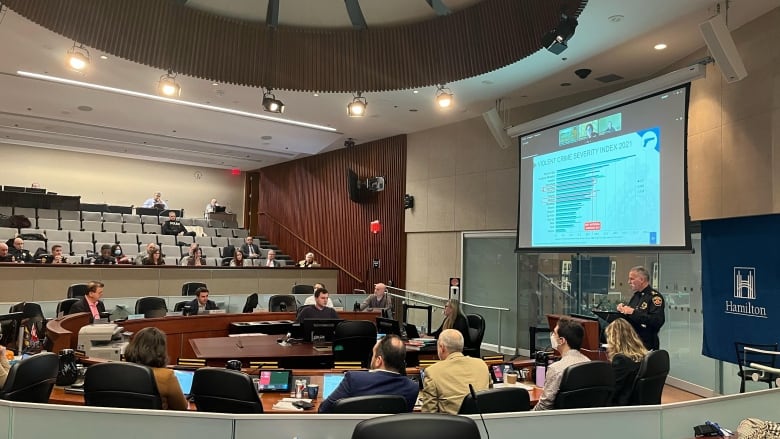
[531,128,661,247]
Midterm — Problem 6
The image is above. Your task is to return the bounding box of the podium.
[546,314,603,360]
[592,310,623,323]
[207,212,237,226]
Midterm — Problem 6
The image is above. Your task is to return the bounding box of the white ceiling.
[0,0,777,170]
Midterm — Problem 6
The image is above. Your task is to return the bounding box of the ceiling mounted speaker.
[699,14,747,83]
[482,108,513,149]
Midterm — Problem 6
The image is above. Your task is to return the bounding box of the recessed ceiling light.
[481,80,494,85]
[77,105,93,111]
[99,55,108,60]
[261,135,273,140]
[560,82,571,87]
[413,90,419,94]
[313,93,319,97]
[212,82,219,86]
[654,43,668,50]
[608,15,624,23]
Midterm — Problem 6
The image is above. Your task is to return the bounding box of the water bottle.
[535,351,548,387]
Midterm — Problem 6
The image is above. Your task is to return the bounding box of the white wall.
[0,143,245,221]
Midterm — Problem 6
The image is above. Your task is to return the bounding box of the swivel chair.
[352,413,480,439]
[135,297,168,318]
[554,361,614,409]
[331,395,408,414]
[629,349,670,405]
[458,387,531,414]
[67,283,89,298]
[463,314,485,358]
[292,284,315,296]
[269,295,298,312]
[84,362,162,409]
[182,282,207,296]
[190,368,263,413]
[242,293,259,313]
[57,298,79,317]
[0,352,58,402]
[333,320,378,368]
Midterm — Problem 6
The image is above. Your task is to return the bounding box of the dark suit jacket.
[187,298,218,315]
[68,297,106,322]
[430,314,470,344]
[240,243,261,258]
[318,370,420,413]
[611,353,641,406]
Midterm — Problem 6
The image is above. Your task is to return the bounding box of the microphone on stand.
[469,384,490,439]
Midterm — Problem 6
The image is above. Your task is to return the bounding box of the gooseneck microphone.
[469,384,490,439]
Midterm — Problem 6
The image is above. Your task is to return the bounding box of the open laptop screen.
[322,373,345,400]
[173,369,195,396]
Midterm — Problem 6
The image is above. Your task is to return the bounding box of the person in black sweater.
[161,211,195,237]
[605,318,648,406]
[429,299,470,343]
[296,288,340,323]
[90,244,116,265]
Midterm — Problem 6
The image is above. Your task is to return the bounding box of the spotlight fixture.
[157,70,181,97]
[347,92,367,117]
[66,42,90,72]
[261,87,285,113]
[435,84,454,109]
[541,14,578,55]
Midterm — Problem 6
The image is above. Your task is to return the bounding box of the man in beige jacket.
[420,328,490,414]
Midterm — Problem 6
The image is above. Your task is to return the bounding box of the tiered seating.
[0,205,295,266]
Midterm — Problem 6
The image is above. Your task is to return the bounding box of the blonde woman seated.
[297,252,320,268]
[605,318,648,406]
[0,344,11,388]
[123,327,188,410]
[428,299,470,343]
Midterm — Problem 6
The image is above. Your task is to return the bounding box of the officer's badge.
[641,302,648,310]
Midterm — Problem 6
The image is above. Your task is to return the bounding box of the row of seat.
[5,229,255,249]
[0,206,238,228]
[5,218,248,238]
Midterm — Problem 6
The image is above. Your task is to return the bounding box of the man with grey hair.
[618,265,665,350]
[10,237,32,263]
[420,328,490,414]
[297,252,320,268]
[263,249,281,267]
[360,282,390,311]
[0,242,15,262]
[142,192,167,209]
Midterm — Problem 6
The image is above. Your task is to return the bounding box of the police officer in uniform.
[161,211,196,237]
[617,265,665,350]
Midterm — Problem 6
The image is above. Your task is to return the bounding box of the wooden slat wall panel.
[3,0,587,93]
[256,136,406,293]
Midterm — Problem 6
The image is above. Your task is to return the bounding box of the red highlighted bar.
[584,221,601,231]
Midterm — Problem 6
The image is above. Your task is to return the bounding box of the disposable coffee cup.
[506,371,518,384]
[307,384,319,399]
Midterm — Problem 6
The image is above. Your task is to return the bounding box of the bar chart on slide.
[531,129,661,247]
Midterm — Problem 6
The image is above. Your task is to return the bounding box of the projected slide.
[531,128,660,247]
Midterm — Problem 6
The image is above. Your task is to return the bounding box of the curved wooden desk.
[46,311,380,365]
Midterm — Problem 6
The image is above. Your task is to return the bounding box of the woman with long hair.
[123,327,187,410]
[186,247,206,266]
[230,250,245,267]
[605,318,648,405]
[143,248,165,265]
[429,299,470,343]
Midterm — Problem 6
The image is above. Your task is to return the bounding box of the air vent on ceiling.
[595,74,624,83]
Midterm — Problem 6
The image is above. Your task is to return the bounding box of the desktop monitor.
[375,317,402,337]
[214,206,227,213]
[256,369,294,392]
[302,318,343,343]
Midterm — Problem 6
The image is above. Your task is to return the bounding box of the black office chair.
[135,296,168,318]
[57,298,79,317]
[463,314,485,358]
[0,352,58,402]
[292,284,315,296]
[458,387,531,414]
[182,282,207,296]
[333,320,378,368]
[190,367,263,413]
[735,341,778,393]
[173,300,190,312]
[8,302,47,353]
[554,361,615,409]
[628,349,670,405]
[242,293,259,313]
[269,294,298,312]
[84,362,162,409]
[331,394,408,414]
[352,413,480,439]
[67,283,89,298]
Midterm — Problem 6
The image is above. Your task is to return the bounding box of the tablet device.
[489,363,516,384]
[256,369,294,392]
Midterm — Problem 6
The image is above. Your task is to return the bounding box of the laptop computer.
[322,373,345,400]
[404,323,420,339]
[214,206,227,213]
[173,369,195,397]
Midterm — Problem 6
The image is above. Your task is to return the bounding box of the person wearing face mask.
[110,244,131,264]
[532,317,590,411]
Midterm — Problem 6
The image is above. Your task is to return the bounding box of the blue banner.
[701,214,780,363]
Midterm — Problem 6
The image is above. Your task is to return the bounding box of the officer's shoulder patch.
[652,296,663,306]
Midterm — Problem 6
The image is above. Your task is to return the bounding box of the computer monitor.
[375,317,402,337]
[302,318,343,343]
[214,206,227,213]
[256,369,294,393]
[25,187,46,194]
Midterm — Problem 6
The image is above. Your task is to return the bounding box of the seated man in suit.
[296,288,339,323]
[161,211,195,237]
[318,334,420,413]
[68,280,107,322]
[240,236,261,259]
[186,287,218,315]
[420,329,490,414]
[303,283,335,308]
[531,317,591,411]
[263,249,281,267]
